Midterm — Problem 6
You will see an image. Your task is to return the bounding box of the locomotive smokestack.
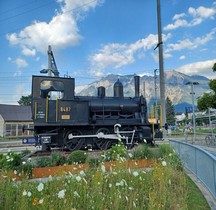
[134,75,140,97]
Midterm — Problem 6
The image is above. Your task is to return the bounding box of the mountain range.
[75,70,211,112]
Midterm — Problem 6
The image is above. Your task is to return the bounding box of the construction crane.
[40,45,60,77]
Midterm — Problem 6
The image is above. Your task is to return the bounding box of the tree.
[18,94,32,106]
[197,79,216,111]
[166,97,175,125]
[212,63,216,72]
[197,92,215,111]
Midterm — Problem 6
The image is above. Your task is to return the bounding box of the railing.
[169,139,216,199]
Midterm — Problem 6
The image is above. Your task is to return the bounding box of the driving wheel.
[64,130,85,151]
[95,128,113,150]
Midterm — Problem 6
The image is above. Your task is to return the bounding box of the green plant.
[158,144,174,158]
[67,150,87,164]
[102,143,127,161]
[86,157,101,168]
[20,149,31,158]
[0,151,22,170]
[50,152,67,166]
[15,162,33,178]
[131,144,153,160]
[36,156,52,168]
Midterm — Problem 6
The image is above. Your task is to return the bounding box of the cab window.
[40,80,64,100]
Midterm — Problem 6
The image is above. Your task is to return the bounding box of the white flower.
[68,171,73,177]
[133,171,139,177]
[74,191,80,197]
[37,183,44,192]
[162,161,167,167]
[83,177,87,184]
[116,182,120,186]
[58,189,66,199]
[133,201,136,207]
[79,170,85,176]
[48,175,53,181]
[22,161,26,165]
[27,191,32,197]
[101,165,106,173]
[39,198,44,204]
[14,170,17,175]
[109,183,112,188]
[76,175,81,182]
[119,180,124,186]
[22,190,27,196]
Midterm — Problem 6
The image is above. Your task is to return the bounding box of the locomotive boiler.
[31,75,160,151]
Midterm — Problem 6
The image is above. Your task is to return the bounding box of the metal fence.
[169,139,216,199]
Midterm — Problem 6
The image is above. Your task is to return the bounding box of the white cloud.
[188,6,216,19]
[164,2,216,31]
[6,0,103,54]
[176,59,216,79]
[22,47,36,56]
[12,84,30,104]
[166,28,215,52]
[88,33,171,77]
[13,58,28,68]
[179,55,186,60]
[164,19,188,31]
[173,13,186,20]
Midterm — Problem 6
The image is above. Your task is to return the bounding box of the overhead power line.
[0,0,45,15]
[0,0,55,23]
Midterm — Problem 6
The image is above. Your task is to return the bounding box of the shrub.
[102,143,127,161]
[131,144,153,160]
[67,150,87,164]
[50,151,67,166]
[36,156,52,168]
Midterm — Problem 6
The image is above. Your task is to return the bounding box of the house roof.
[0,104,32,122]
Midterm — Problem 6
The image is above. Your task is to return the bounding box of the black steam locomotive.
[31,75,161,151]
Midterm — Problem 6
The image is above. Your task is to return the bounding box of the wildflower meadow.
[0,144,210,209]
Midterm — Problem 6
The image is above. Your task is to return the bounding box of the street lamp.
[186,81,199,142]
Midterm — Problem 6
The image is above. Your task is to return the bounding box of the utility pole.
[156,0,166,126]
[154,69,159,123]
[143,82,146,97]
[186,81,199,142]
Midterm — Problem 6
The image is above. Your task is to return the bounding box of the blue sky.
[0,0,216,104]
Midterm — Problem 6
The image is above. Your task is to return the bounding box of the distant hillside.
[76,70,210,112]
